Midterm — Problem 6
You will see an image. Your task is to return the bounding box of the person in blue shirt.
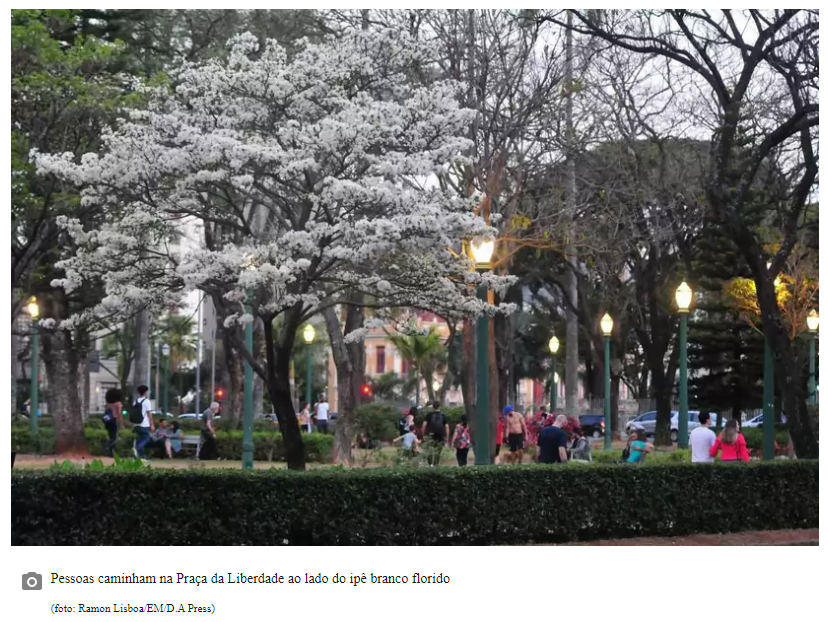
[538,415,569,464]
[627,430,653,463]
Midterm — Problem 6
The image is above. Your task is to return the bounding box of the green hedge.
[741,428,790,450]
[10,427,333,463]
[11,461,817,545]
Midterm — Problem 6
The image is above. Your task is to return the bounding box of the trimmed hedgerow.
[11,461,817,546]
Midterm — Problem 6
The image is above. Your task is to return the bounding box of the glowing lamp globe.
[600,313,613,337]
[303,324,316,344]
[27,296,39,320]
[549,335,560,354]
[806,310,819,333]
[675,282,692,313]
[161,343,170,357]
[469,237,495,269]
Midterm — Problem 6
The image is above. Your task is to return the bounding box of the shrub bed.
[10,427,333,463]
[11,461,817,546]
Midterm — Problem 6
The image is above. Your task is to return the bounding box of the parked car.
[626,411,662,436]
[578,415,605,439]
[150,410,176,419]
[177,413,201,420]
[626,411,721,441]
[743,414,764,428]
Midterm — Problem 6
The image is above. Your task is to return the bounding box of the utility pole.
[195,295,202,413]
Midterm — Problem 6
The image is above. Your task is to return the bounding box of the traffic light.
[215,387,226,401]
[360,384,373,399]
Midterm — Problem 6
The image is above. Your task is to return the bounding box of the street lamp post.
[807,310,819,404]
[548,336,560,412]
[675,282,692,449]
[600,313,613,450]
[27,297,40,446]
[469,236,495,465]
[303,324,315,417]
[763,263,780,461]
[242,310,254,470]
[161,343,170,417]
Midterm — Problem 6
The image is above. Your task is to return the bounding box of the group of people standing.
[103,384,220,460]
[297,395,331,434]
[393,401,471,466]
[392,402,590,467]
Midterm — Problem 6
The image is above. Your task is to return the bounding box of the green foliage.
[11,462,818,545]
[11,427,333,463]
[354,404,400,442]
[741,428,790,450]
[592,449,691,464]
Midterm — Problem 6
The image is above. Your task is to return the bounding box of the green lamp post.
[470,236,495,465]
[807,310,819,404]
[27,297,40,446]
[548,335,560,412]
[763,264,781,460]
[675,281,692,449]
[161,343,170,417]
[303,324,315,419]
[600,313,613,450]
[242,310,254,470]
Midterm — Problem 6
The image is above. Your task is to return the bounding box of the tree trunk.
[11,328,19,414]
[132,309,149,397]
[564,10,579,415]
[460,318,478,455]
[756,282,818,458]
[651,366,673,447]
[321,300,364,466]
[40,294,86,455]
[222,330,243,428]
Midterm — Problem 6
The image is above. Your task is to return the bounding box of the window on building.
[401,358,410,375]
[376,346,386,374]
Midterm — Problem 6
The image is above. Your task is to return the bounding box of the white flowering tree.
[36,29,513,469]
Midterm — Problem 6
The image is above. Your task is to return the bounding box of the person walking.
[538,415,569,464]
[314,395,330,434]
[503,405,527,464]
[451,415,472,466]
[421,400,449,466]
[393,424,421,460]
[131,385,154,458]
[495,411,505,461]
[198,401,220,460]
[689,411,716,463]
[102,388,124,456]
[299,403,312,433]
[709,419,750,463]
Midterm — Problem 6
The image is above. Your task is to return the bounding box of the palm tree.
[387,326,446,405]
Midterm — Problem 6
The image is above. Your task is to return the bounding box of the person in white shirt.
[689,411,716,463]
[314,395,330,434]
[132,385,154,458]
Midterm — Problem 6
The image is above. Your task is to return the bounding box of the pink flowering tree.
[36,29,514,469]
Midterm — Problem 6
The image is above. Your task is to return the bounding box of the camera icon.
[22,572,42,590]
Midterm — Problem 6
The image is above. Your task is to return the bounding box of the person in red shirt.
[495,413,505,460]
[710,419,750,462]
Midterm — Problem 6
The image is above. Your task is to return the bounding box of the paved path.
[557,529,818,546]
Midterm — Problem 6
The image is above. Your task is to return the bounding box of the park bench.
[179,434,201,457]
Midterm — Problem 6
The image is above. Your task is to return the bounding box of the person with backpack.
[709,419,750,462]
[421,400,449,467]
[569,426,592,461]
[451,415,472,466]
[102,388,124,456]
[130,385,154,458]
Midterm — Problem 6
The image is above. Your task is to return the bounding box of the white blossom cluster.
[35,29,514,329]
